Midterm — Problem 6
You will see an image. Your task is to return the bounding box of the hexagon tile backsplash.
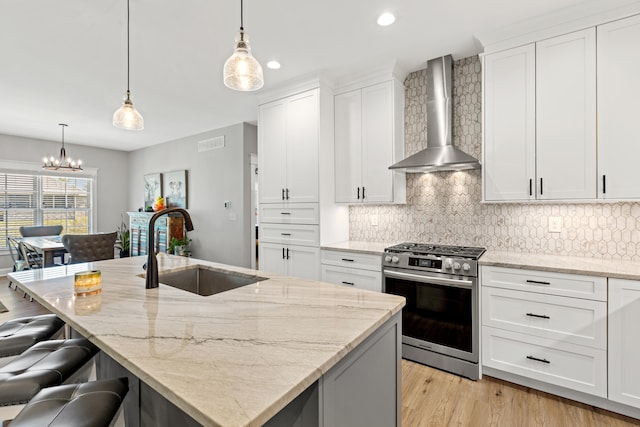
[349,56,640,260]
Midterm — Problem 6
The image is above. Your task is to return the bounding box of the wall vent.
[197,136,225,152]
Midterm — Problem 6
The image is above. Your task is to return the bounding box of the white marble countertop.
[481,250,640,280]
[9,256,405,427]
[320,240,397,255]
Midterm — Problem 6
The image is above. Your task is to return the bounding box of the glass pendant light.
[223,0,264,91]
[42,124,83,172]
[113,0,144,130]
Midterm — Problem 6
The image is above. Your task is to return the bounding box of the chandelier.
[42,124,83,172]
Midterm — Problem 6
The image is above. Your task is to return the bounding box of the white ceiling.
[0,0,600,151]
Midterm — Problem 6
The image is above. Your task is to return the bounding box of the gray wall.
[0,133,129,269]
[127,123,257,267]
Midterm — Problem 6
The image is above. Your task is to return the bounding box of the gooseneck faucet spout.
[145,207,194,289]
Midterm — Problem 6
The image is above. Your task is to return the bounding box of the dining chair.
[19,242,43,270]
[6,237,26,290]
[19,225,63,237]
[62,232,117,264]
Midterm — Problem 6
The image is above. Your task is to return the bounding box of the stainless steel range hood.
[389,55,481,173]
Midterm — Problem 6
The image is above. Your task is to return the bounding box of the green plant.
[168,236,191,254]
[116,218,130,252]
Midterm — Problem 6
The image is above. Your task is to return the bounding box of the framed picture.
[144,173,162,209]
[163,170,188,208]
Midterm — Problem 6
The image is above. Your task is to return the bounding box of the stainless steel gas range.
[382,242,486,380]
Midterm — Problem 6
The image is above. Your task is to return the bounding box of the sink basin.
[155,266,268,296]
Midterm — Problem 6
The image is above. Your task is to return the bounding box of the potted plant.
[116,218,130,258]
[168,236,191,256]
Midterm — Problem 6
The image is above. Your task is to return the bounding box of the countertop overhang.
[8,255,405,427]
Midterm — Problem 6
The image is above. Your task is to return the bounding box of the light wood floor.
[1,276,639,427]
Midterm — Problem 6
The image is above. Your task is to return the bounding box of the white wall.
[0,133,129,269]
[127,123,257,267]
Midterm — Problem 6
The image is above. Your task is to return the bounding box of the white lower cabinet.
[608,278,640,408]
[481,266,607,398]
[320,249,382,292]
[260,243,319,280]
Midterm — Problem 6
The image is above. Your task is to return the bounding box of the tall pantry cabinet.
[258,81,348,280]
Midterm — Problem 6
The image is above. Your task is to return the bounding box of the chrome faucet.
[144,207,194,289]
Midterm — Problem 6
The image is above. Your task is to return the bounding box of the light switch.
[549,216,562,233]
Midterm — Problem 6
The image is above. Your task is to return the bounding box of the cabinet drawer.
[321,265,382,292]
[482,327,606,397]
[259,203,319,225]
[320,250,381,271]
[260,224,319,247]
[481,266,606,301]
[482,287,606,349]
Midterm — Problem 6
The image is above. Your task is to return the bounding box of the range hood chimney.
[389,55,481,173]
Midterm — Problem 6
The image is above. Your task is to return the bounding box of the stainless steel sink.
[155,266,268,296]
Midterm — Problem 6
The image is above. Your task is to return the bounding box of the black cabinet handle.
[540,178,543,196]
[341,281,355,286]
[526,313,550,319]
[526,279,550,286]
[341,258,354,262]
[529,179,533,196]
[526,355,550,364]
[282,188,285,200]
[282,248,285,259]
[280,212,291,215]
[286,248,290,259]
[603,175,606,194]
[362,187,366,199]
[286,188,290,200]
[357,187,360,200]
[281,233,291,236]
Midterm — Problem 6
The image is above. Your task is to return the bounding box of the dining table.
[19,235,67,267]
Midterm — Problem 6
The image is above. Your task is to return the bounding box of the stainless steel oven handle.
[383,270,473,289]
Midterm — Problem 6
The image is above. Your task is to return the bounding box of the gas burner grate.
[385,242,486,259]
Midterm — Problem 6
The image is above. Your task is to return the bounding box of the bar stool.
[0,337,98,421]
[9,377,129,427]
[0,314,65,366]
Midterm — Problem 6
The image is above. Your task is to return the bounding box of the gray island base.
[9,255,404,427]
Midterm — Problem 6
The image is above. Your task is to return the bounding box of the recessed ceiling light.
[377,12,395,26]
[267,60,281,70]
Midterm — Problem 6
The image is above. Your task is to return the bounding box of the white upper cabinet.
[334,80,405,204]
[259,89,319,204]
[536,28,596,200]
[482,28,596,201]
[597,14,640,199]
[483,44,536,201]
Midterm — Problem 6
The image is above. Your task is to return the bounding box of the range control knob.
[443,260,453,269]
[453,262,461,270]
[462,263,471,272]
[384,255,392,263]
[391,256,400,264]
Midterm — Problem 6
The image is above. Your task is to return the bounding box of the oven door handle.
[383,270,474,289]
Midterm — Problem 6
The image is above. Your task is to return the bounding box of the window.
[0,172,93,249]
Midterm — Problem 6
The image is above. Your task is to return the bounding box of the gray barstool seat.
[0,314,64,358]
[9,377,128,427]
[0,337,98,405]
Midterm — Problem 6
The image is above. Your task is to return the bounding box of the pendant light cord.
[127,0,131,94]
[240,0,244,31]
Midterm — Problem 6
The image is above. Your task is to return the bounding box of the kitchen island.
[8,255,405,427]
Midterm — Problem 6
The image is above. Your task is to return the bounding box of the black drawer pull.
[341,258,354,262]
[526,313,550,319]
[281,233,291,236]
[341,281,355,286]
[526,355,550,364]
[526,280,551,286]
[280,212,291,215]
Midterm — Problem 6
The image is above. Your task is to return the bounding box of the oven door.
[383,267,478,363]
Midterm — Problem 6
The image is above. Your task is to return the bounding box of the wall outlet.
[549,216,562,233]
[370,215,378,226]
